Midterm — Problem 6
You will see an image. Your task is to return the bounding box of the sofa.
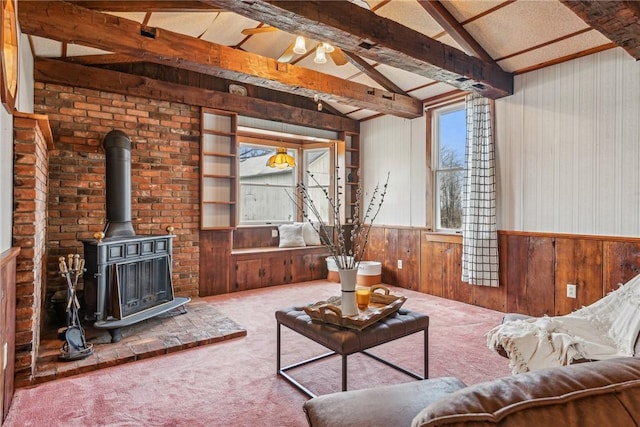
[494,313,640,362]
[303,357,640,427]
[488,276,640,374]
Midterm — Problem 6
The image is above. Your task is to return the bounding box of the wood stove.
[83,130,189,342]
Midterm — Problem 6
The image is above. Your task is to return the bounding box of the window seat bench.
[230,245,330,292]
[231,245,328,256]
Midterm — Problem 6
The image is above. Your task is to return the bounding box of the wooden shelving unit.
[200,109,238,230]
[344,132,360,223]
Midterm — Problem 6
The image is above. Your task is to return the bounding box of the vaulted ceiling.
[18,0,640,123]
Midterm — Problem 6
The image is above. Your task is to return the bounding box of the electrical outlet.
[397,260,403,269]
[271,229,278,238]
[567,284,577,299]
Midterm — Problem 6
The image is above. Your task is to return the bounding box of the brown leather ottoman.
[276,306,429,397]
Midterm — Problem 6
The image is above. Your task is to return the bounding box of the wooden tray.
[303,285,407,330]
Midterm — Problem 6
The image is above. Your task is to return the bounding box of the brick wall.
[34,82,201,300]
[12,115,49,384]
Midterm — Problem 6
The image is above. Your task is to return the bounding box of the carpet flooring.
[4,281,512,427]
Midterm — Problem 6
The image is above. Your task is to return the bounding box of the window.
[303,148,331,223]
[238,141,332,225]
[430,103,466,231]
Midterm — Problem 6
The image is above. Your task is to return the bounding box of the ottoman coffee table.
[276,306,429,398]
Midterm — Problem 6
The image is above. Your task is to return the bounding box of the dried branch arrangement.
[291,168,390,270]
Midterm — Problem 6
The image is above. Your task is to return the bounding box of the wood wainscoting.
[200,230,233,296]
[199,225,640,317]
[0,247,19,422]
[199,226,329,296]
[363,226,640,317]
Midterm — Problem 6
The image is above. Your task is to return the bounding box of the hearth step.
[94,297,191,342]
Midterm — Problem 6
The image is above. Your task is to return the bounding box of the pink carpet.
[4,281,511,426]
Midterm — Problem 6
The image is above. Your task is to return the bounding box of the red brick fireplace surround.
[12,83,203,386]
[13,113,51,387]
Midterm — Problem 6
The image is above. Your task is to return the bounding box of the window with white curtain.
[430,102,467,231]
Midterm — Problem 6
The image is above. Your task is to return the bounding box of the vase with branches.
[294,168,389,269]
[290,168,389,316]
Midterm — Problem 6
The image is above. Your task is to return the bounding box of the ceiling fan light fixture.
[293,36,307,55]
[322,42,335,53]
[266,147,296,169]
[314,45,327,64]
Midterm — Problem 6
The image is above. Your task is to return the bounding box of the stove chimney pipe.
[103,130,135,238]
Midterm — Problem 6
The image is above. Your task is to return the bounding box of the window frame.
[426,100,466,233]
[236,132,335,226]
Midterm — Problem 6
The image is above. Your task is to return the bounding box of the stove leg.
[109,328,122,343]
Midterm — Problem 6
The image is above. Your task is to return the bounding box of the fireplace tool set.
[58,254,94,360]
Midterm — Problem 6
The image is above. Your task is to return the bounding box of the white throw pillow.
[294,222,321,246]
[278,224,306,248]
[302,222,321,246]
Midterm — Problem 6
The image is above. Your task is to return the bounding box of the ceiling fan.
[241,25,348,66]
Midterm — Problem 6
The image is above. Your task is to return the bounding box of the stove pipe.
[103,130,135,238]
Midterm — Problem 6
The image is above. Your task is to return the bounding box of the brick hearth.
[25,300,246,387]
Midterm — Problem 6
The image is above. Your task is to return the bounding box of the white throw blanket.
[487,274,640,374]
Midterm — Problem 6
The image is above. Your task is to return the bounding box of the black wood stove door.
[112,255,174,319]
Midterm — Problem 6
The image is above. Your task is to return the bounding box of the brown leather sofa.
[303,357,640,427]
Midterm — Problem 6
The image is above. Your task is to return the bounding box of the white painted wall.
[362,47,640,238]
[0,106,12,252]
[18,32,34,113]
[1,30,34,252]
[495,47,640,236]
[360,114,426,227]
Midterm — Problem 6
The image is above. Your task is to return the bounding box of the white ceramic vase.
[338,268,359,317]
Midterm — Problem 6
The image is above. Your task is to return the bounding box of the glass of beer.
[356,286,371,311]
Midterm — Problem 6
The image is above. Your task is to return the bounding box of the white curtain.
[461,94,499,287]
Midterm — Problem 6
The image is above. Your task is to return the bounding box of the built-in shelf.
[203,129,235,137]
[202,151,235,158]
[344,132,360,223]
[201,108,238,230]
[203,174,236,179]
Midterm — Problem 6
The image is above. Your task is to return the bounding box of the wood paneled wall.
[0,247,19,422]
[232,226,279,249]
[199,222,640,317]
[364,226,640,316]
[364,226,421,291]
[199,231,232,296]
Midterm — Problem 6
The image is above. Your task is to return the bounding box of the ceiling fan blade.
[241,26,278,36]
[277,42,296,63]
[329,47,348,66]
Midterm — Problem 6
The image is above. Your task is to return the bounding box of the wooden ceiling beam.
[560,0,640,59]
[93,59,351,118]
[34,58,359,133]
[64,1,221,12]
[417,0,495,63]
[19,1,422,119]
[343,51,408,96]
[64,53,142,65]
[203,0,513,99]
